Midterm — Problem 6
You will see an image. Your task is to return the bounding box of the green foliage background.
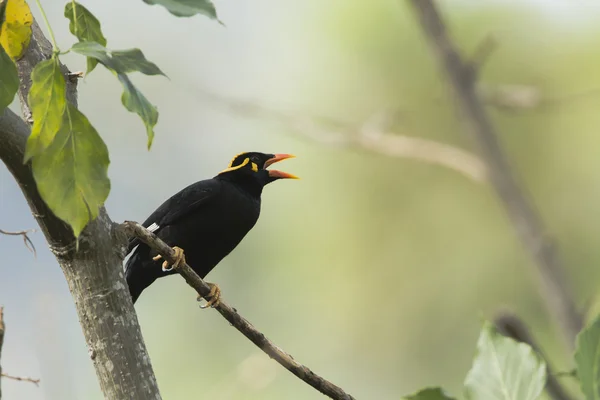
[3,0,600,399]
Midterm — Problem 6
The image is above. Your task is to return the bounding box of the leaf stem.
[34,0,59,53]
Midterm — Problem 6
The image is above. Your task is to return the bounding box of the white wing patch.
[147,222,160,233]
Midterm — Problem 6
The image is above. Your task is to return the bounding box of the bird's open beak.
[265,154,299,179]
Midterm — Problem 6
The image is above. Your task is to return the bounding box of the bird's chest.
[167,190,260,263]
[213,191,261,232]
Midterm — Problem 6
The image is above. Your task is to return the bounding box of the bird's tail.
[125,246,157,304]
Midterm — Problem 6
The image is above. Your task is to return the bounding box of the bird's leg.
[197,283,221,309]
[153,246,186,272]
[152,246,220,307]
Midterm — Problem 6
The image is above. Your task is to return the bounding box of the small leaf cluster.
[404,316,600,400]
[0,0,218,237]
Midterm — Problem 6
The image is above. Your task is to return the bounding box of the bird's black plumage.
[125,152,297,303]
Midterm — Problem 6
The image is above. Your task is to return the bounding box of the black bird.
[125,152,297,304]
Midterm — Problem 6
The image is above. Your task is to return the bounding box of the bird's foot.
[197,283,221,309]
[153,246,186,272]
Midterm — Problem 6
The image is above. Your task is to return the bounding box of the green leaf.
[64,1,107,74]
[71,41,166,77]
[575,314,600,400]
[111,49,166,76]
[70,41,112,67]
[118,74,158,148]
[464,322,546,400]
[71,41,161,148]
[403,387,456,400]
[141,0,217,19]
[0,44,18,111]
[32,103,110,237]
[25,58,66,161]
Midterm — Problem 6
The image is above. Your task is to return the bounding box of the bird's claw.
[154,246,186,272]
[197,283,221,309]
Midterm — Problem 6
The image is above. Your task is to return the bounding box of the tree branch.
[122,221,356,400]
[0,20,161,399]
[0,228,37,256]
[1,373,40,387]
[495,312,574,400]
[408,0,582,348]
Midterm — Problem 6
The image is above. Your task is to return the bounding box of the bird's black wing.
[126,179,222,254]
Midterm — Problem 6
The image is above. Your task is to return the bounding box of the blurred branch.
[0,228,37,257]
[495,312,574,400]
[409,0,582,348]
[479,84,543,111]
[467,35,498,77]
[191,88,487,182]
[468,34,600,112]
[122,221,356,400]
[480,84,600,112]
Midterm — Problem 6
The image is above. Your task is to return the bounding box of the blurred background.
[2,0,600,399]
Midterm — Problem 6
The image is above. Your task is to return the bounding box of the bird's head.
[216,152,298,190]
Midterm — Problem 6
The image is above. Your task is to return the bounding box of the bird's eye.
[251,156,259,164]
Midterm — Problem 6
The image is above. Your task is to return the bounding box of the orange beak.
[265,154,299,179]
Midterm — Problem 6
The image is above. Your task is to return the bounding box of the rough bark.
[0,21,162,400]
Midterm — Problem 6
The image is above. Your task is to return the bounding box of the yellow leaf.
[0,0,33,60]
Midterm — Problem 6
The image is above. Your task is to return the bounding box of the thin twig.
[122,221,356,400]
[408,0,582,349]
[0,229,37,257]
[495,312,574,400]
[0,309,41,391]
[1,373,40,386]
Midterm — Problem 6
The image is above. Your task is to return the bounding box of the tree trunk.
[0,21,162,400]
